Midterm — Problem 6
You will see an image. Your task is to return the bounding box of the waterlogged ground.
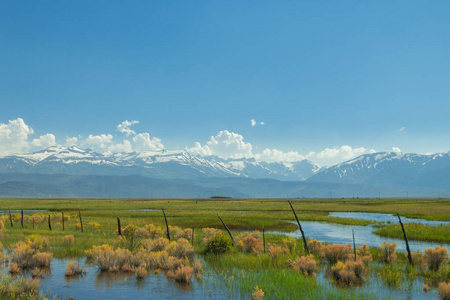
[275,221,450,252]
[329,212,450,226]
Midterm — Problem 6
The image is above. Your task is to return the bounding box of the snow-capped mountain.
[308,151,450,190]
[0,146,321,180]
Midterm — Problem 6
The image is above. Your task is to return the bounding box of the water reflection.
[329,212,450,226]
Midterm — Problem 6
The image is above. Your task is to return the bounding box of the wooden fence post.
[48,215,52,230]
[62,212,65,231]
[352,229,357,261]
[117,217,122,236]
[161,207,170,241]
[21,210,24,228]
[8,208,13,227]
[263,225,266,253]
[78,208,83,233]
[397,213,413,265]
[288,200,309,254]
[191,227,194,245]
[217,215,234,245]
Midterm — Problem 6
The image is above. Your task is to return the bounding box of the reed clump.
[235,231,263,255]
[0,275,40,300]
[289,254,317,277]
[65,261,86,276]
[323,244,351,264]
[424,246,448,271]
[63,235,75,246]
[380,242,397,264]
[167,265,194,284]
[438,282,450,300]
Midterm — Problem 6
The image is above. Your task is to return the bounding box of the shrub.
[330,261,359,286]
[236,236,263,255]
[268,244,289,259]
[409,249,426,269]
[380,242,397,264]
[144,224,164,239]
[202,228,222,244]
[11,242,35,268]
[193,259,203,280]
[65,261,86,276]
[345,260,364,278]
[135,265,148,279]
[282,237,297,254]
[438,282,450,300]
[204,233,233,254]
[149,238,170,252]
[356,244,372,265]
[339,269,357,285]
[308,240,323,258]
[27,235,49,251]
[167,238,195,260]
[63,235,75,246]
[323,244,351,264]
[0,276,40,299]
[252,286,265,300]
[424,246,448,271]
[9,263,20,274]
[290,255,317,277]
[167,265,194,284]
[31,253,53,267]
[31,267,45,278]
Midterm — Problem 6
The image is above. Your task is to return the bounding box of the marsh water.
[329,212,450,226]
[273,212,449,252]
[3,257,441,300]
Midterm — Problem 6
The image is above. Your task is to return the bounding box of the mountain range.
[0,146,449,198]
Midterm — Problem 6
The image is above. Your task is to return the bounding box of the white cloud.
[117,120,139,136]
[108,140,133,153]
[189,130,253,159]
[31,134,56,148]
[251,119,265,127]
[132,133,164,151]
[315,145,375,161]
[65,136,78,146]
[0,118,35,155]
[392,147,401,153]
[83,134,113,149]
[187,142,213,156]
[255,148,305,163]
[394,126,406,133]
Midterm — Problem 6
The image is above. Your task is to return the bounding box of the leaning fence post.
[48,215,52,230]
[21,210,24,228]
[8,208,13,227]
[62,212,65,231]
[397,213,413,265]
[288,200,309,254]
[352,229,357,261]
[78,208,84,233]
[117,217,122,236]
[161,207,170,241]
[217,215,234,245]
[263,225,266,253]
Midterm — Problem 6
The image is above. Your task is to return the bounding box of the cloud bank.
[0,118,386,166]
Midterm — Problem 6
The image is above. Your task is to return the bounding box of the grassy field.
[0,197,448,257]
[0,197,448,299]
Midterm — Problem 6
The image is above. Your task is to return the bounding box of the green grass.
[373,223,450,243]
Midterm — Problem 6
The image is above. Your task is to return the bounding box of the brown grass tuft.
[424,246,448,271]
[251,286,265,300]
[380,242,397,264]
[63,235,75,246]
[438,282,450,300]
[167,265,194,284]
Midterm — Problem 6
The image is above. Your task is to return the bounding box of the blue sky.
[1,1,449,166]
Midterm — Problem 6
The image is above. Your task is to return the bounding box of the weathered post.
[78,208,84,233]
[217,215,234,245]
[62,212,65,231]
[397,213,413,265]
[48,215,52,230]
[161,207,170,241]
[288,200,309,254]
[352,229,357,261]
[117,217,122,236]
[263,225,266,253]
[21,210,24,228]
[8,208,13,227]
